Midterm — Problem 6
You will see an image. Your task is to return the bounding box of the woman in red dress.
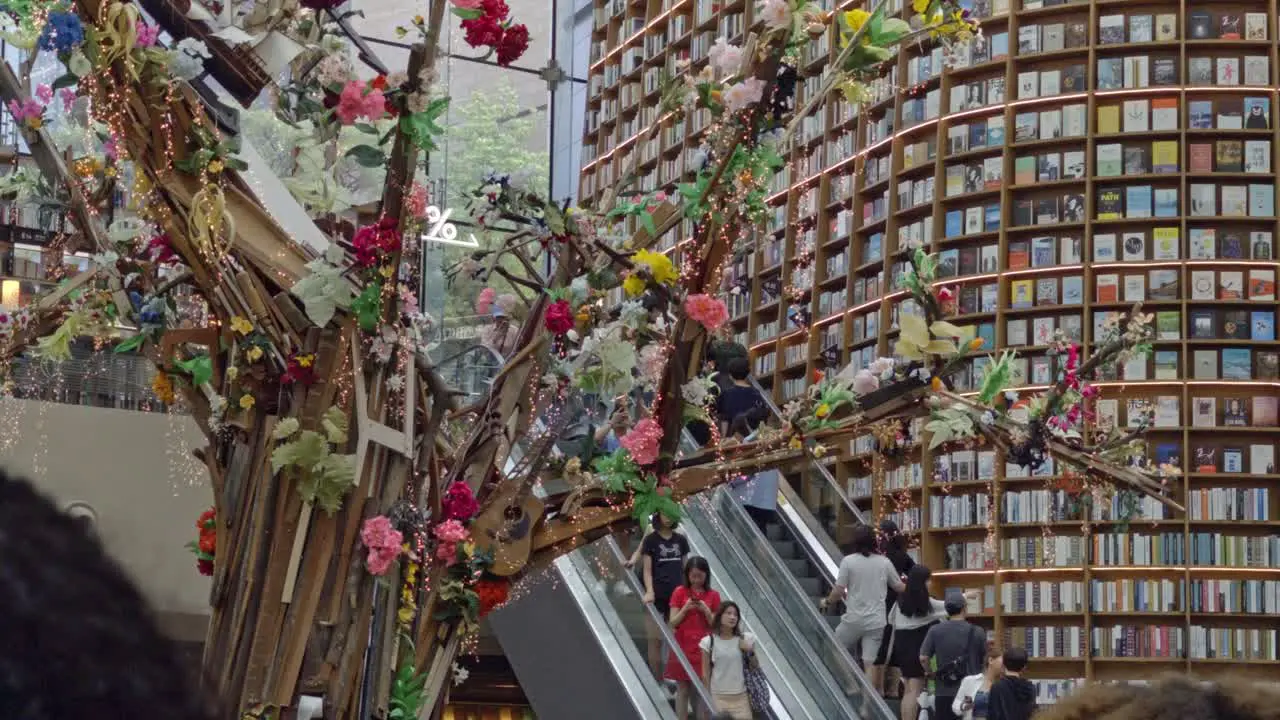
[666,555,720,720]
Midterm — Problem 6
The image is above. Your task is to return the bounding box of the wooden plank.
[269,508,337,707]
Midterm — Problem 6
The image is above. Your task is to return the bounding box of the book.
[1244,56,1269,87]
[1191,309,1216,338]
[1129,15,1152,43]
[1156,311,1179,339]
[1250,444,1274,475]
[1225,401,1247,426]
[1220,13,1242,39]
[1251,232,1274,260]
[1220,270,1244,299]
[1223,185,1247,216]
[1217,57,1240,85]
[1124,275,1146,302]
[1152,97,1178,129]
[1123,99,1149,132]
[1192,397,1216,427]
[1244,96,1271,129]
[1152,141,1178,173]
[1223,310,1250,339]
[1096,399,1118,431]
[1156,14,1177,41]
[1126,185,1152,218]
[1096,274,1119,302]
[1149,269,1178,300]
[1255,397,1279,426]
[1260,353,1280,380]
[1189,10,1212,39]
[1062,276,1083,305]
[1099,14,1125,43]
[1011,279,1033,308]
[1152,228,1178,259]
[1249,183,1274,217]
[1245,140,1271,173]
[1152,57,1177,86]
[1252,311,1275,341]
[1189,57,1213,85]
[1216,140,1243,172]
[1036,277,1058,305]
[1096,143,1122,177]
[1249,268,1276,300]
[1194,446,1218,472]
[1190,229,1216,259]
[1093,233,1117,262]
[1246,12,1268,40]
[1190,183,1216,216]
[1194,350,1218,380]
[1189,101,1213,129]
[1222,348,1252,380]
[1122,231,1146,261]
[1223,447,1243,473]
[1124,145,1148,174]
[1097,105,1120,134]
[1191,270,1216,300]
[1097,188,1122,219]
[1154,396,1180,426]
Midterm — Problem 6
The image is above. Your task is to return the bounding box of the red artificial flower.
[441,481,480,522]
[480,0,509,20]
[197,507,215,530]
[198,531,216,555]
[461,14,503,48]
[370,75,387,91]
[544,299,575,335]
[495,23,530,66]
[351,217,402,268]
[197,558,214,576]
[476,577,511,618]
[283,352,318,386]
[147,233,179,265]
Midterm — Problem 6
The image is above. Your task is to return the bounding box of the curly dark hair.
[1037,675,1280,720]
[0,469,213,718]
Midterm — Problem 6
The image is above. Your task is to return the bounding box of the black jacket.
[987,675,1036,720]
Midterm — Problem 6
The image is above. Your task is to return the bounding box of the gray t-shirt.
[835,553,900,623]
[920,619,985,695]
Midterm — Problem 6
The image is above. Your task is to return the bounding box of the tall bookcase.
[579,0,1280,694]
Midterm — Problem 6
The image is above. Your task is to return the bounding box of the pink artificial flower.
[34,84,52,103]
[620,417,664,466]
[475,287,496,315]
[136,19,160,47]
[451,0,485,8]
[852,369,879,395]
[435,541,459,565]
[722,77,766,114]
[360,515,403,576]
[683,293,729,331]
[937,286,956,302]
[58,88,76,112]
[433,519,470,544]
[1066,343,1080,370]
[103,136,119,161]
[760,0,791,29]
[639,344,666,386]
[335,80,386,125]
[406,182,430,219]
[7,98,42,124]
[1081,384,1098,398]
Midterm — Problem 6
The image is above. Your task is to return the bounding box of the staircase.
[764,521,841,630]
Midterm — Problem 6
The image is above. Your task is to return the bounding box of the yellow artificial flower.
[789,436,804,450]
[815,402,831,418]
[380,264,395,278]
[813,444,828,458]
[968,337,985,351]
[398,606,415,626]
[230,315,253,335]
[633,249,678,285]
[297,354,314,368]
[239,394,256,409]
[623,273,647,297]
[844,8,870,32]
[912,0,930,14]
[931,376,944,392]
[226,366,239,381]
[246,346,264,362]
[151,372,176,404]
[207,159,224,174]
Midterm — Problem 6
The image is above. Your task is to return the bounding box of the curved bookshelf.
[579,0,1280,693]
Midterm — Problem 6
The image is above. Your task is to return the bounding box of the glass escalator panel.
[561,536,719,719]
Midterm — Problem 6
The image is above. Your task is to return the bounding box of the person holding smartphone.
[667,556,720,720]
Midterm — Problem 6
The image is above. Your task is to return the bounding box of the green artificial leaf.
[345,144,387,168]
[113,333,148,354]
[639,210,656,237]
[978,350,1015,404]
[354,122,380,135]
[272,430,329,474]
[51,73,77,90]
[311,453,357,514]
[175,354,213,387]
[399,97,450,152]
[592,448,642,494]
[449,6,483,19]
[352,281,383,331]
[322,405,349,445]
[877,17,911,43]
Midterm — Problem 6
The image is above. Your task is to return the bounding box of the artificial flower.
[638,343,666,386]
[169,38,212,81]
[852,369,879,395]
[230,316,253,335]
[452,0,485,7]
[406,183,429,219]
[435,541,459,565]
[273,417,300,439]
[476,578,511,617]
[633,249,678,285]
[683,294,729,331]
[246,345,264,362]
[912,0,930,14]
[708,37,744,76]
[283,352,318,385]
[815,403,831,418]
[460,0,508,47]
[136,19,159,47]
[545,299,575,335]
[351,217,401,267]
[495,23,530,66]
[894,313,962,361]
[722,77,766,114]
[433,519,470,544]
[38,12,84,53]
[360,515,403,576]
[622,273,647,297]
[496,293,519,315]
[620,417,663,466]
[34,84,51,103]
[335,80,386,125]
[441,481,479,521]
[151,372,176,404]
[239,394,255,410]
[844,8,870,32]
[760,0,791,29]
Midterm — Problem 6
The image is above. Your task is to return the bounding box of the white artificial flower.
[722,78,766,114]
[450,662,469,686]
[405,90,430,114]
[169,38,212,80]
[708,37,744,77]
[272,417,300,439]
[386,71,409,88]
[760,0,792,29]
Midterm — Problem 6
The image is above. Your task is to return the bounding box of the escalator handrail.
[597,536,722,713]
[708,487,897,720]
[748,377,868,527]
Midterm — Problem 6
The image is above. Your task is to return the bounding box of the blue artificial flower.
[38,12,85,54]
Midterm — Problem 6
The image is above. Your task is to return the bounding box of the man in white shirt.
[819,524,906,666]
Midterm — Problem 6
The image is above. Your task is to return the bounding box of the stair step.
[765,523,785,541]
[783,558,809,576]
[796,576,822,595]
[770,540,797,558]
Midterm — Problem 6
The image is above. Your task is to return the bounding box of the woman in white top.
[953,645,1003,720]
[699,601,758,720]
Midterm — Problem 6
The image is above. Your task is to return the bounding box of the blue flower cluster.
[38,11,84,54]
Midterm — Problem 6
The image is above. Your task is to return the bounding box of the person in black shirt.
[872,519,915,698]
[641,512,690,675]
[987,647,1035,720]
[717,358,764,438]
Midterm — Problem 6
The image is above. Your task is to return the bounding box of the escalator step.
[782,558,808,576]
[796,577,822,595]
[769,540,797,558]
[765,523,785,541]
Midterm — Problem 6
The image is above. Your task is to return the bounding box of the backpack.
[935,624,984,686]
